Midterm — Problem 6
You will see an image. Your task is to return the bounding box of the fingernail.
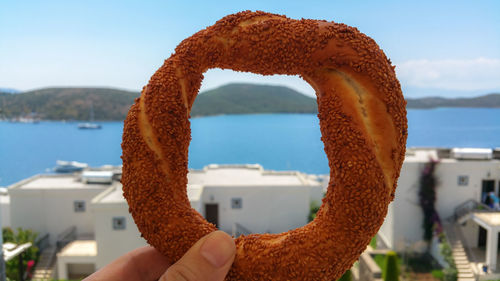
[200,231,235,268]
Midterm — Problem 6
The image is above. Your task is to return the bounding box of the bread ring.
[122,10,407,281]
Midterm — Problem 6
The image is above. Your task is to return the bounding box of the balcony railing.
[35,233,50,252]
[56,226,77,250]
[454,199,494,222]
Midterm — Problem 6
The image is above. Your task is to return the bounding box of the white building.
[91,184,148,269]
[379,148,500,250]
[378,147,500,277]
[6,164,324,280]
[8,173,117,244]
[7,147,500,279]
[56,184,148,278]
[0,188,10,227]
[187,164,324,234]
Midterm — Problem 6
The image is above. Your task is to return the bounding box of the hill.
[191,83,317,117]
[1,84,499,121]
[0,88,139,120]
[0,84,318,120]
[406,93,500,109]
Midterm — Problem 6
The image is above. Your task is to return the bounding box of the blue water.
[1,108,499,186]
[407,108,500,148]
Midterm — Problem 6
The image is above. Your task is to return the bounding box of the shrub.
[337,269,352,281]
[431,269,444,280]
[438,233,457,281]
[442,267,457,281]
[308,201,320,222]
[384,251,400,281]
[370,235,377,249]
[2,227,39,280]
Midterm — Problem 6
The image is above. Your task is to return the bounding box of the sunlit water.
[1,108,499,186]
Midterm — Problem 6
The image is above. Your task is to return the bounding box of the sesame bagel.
[122,10,407,281]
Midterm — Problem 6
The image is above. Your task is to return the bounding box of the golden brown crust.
[122,10,407,281]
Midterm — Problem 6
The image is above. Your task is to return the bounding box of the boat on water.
[54,160,88,173]
[78,102,101,129]
[78,123,101,129]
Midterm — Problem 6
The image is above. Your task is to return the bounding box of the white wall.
[379,159,500,251]
[92,203,147,269]
[67,263,95,277]
[378,201,394,248]
[435,160,496,218]
[0,195,10,227]
[460,220,480,248]
[9,189,45,234]
[391,161,425,251]
[309,185,324,205]
[201,185,309,234]
[91,183,311,268]
[57,255,96,280]
[9,187,106,243]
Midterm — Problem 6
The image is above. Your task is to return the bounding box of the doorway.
[477,225,500,249]
[481,180,495,203]
[205,203,219,227]
[478,225,487,248]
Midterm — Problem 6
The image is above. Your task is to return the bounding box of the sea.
[1,108,500,187]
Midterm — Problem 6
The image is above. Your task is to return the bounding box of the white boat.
[78,123,101,129]
[78,102,101,129]
[54,160,88,173]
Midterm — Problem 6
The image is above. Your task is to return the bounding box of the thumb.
[160,231,236,281]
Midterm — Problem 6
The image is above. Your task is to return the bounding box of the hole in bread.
[187,69,327,235]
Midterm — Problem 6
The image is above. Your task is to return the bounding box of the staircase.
[32,226,77,280]
[444,223,476,281]
[446,199,500,280]
[31,246,57,280]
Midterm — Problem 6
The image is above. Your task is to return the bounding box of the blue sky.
[1,0,499,97]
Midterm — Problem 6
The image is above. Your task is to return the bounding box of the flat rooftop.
[405,147,500,163]
[187,184,203,202]
[93,183,204,204]
[58,240,97,257]
[92,165,321,205]
[474,212,500,227]
[94,184,126,203]
[404,149,439,162]
[9,174,117,190]
[188,164,320,186]
[0,194,9,204]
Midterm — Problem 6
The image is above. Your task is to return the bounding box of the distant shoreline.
[1,84,499,121]
[406,93,500,109]
[2,107,500,122]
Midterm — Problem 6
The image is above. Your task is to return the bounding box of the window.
[458,175,469,186]
[231,198,242,209]
[112,217,126,230]
[74,201,86,212]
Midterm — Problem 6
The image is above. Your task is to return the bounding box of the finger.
[160,231,236,281]
[83,246,170,281]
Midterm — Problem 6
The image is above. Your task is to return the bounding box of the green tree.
[2,227,39,280]
[308,201,320,222]
[384,251,400,281]
[370,235,377,249]
[2,228,15,242]
[337,269,352,281]
[439,233,457,281]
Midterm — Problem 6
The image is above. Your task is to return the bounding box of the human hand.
[83,231,236,281]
